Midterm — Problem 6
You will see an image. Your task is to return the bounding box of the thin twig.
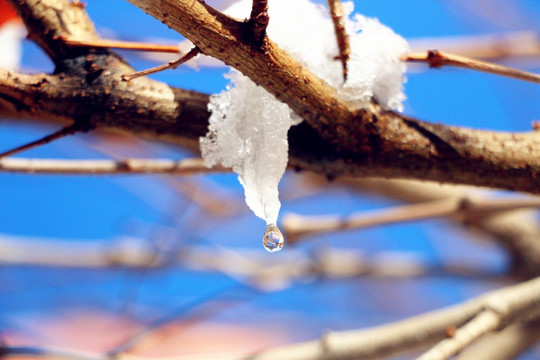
[282,196,540,243]
[248,0,269,44]
[0,123,83,159]
[327,0,350,81]
[403,50,540,84]
[0,157,228,175]
[408,31,540,61]
[64,38,181,53]
[122,47,201,82]
[416,310,500,360]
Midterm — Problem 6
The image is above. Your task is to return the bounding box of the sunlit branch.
[327,0,350,81]
[456,320,540,360]
[133,31,540,69]
[283,195,540,243]
[0,157,228,175]
[64,37,181,53]
[408,31,540,61]
[4,0,540,193]
[215,276,540,360]
[249,0,269,44]
[403,50,540,84]
[339,176,540,278]
[416,310,500,360]
[122,47,201,81]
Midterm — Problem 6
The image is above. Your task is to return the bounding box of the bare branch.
[4,0,540,194]
[456,319,540,360]
[327,0,350,81]
[0,123,84,159]
[283,195,540,243]
[64,38,181,53]
[122,47,201,81]
[403,50,540,84]
[0,157,227,175]
[346,177,540,277]
[249,0,269,44]
[8,0,100,64]
[121,0,540,194]
[203,276,540,360]
[408,31,540,61]
[416,310,500,360]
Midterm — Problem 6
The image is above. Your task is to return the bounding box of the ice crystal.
[200,0,409,227]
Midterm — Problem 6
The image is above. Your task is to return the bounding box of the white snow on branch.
[200,0,409,226]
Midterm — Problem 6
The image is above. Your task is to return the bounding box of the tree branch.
[416,310,500,360]
[346,177,540,277]
[456,319,540,360]
[403,50,540,84]
[283,195,540,243]
[0,157,227,174]
[248,0,269,45]
[208,276,540,360]
[327,0,350,81]
[63,38,181,53]
[121,46,201,81]
[3,0,540,194]
[408,31,540,61]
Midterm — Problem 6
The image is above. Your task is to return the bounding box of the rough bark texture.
[1,0,540,194]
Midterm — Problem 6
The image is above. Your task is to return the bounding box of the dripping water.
[263,223,284,252]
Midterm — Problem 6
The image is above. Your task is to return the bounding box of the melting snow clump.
[200,0,409,226]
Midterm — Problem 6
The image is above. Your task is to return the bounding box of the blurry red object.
[0,0,19,27]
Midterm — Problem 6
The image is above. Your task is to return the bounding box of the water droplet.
[263,223,284,252]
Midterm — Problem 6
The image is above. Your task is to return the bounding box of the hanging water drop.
[263,223,284,252]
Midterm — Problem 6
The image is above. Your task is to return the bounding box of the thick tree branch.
[2,0,540,194]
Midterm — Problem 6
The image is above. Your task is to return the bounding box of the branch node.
[70,0,86,9]
[248,0,269,45]
[427,49,444,68]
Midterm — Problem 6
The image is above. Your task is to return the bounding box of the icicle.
[200,0,409,252]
